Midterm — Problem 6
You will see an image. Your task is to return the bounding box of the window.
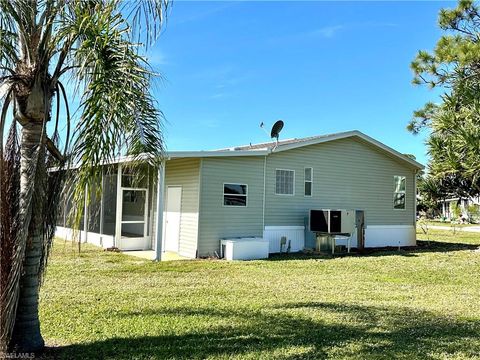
[393,175,406,210]
[224,183,247,206]
[275,169,295,195]
[304,168,313,196]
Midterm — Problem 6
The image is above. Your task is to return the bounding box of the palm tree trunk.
[10,122,46,353]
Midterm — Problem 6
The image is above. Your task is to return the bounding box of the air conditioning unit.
[309,209,355,235]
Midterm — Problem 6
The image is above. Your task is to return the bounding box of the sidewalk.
[427,225,480,233]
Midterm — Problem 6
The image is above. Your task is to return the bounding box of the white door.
[164,186,182,252]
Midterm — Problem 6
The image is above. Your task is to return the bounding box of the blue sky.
[149,0,452,166]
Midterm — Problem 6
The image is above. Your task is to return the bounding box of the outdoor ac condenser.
[309,209,355,235]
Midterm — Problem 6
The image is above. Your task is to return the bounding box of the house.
[441,196,480,221]
[55,130,423,260]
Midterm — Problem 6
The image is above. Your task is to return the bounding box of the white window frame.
[304,167,313,197]
[393,175,406,211]
[275,169,295,196]
[223,183,248,207]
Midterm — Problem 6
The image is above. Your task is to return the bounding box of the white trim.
[116,163,150,251]
[274,168,295,196]
[121,186,148,191]
[222,183,248,207]
[118,188,149,250]
[304,167,313,197]
[169,150,269,158]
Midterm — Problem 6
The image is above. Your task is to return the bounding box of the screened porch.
[55,163,158,252]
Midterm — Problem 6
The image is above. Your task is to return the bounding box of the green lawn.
[40,229,480,359]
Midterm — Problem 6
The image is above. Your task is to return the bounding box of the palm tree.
[0,0,168,354]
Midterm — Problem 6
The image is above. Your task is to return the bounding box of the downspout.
[99,168,105,247]
[414,169,418,239]
[196,159,203,258]
[262,148,274,235]
[115,163,122,248]
[262,155,267,232]
[83,184,88,243]
[154,160,166,261]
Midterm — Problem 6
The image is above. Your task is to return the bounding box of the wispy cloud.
[192,64,236,80]
[147,50,170,66]
[175,2,238,25]
[192,64,251,100]
[198,118,220,129]
[268,21,398,44]
[210,93,229,100]
[310,25,344,39]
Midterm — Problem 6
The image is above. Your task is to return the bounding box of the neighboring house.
[441,196,480,221]
[55,130,423,259]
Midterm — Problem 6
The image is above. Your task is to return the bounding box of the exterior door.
[119,189,149,250]
[164,186,182,252]
[356,210,365,250]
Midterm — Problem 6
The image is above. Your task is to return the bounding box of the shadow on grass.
[266,240,480,261]
[47,302,480,360]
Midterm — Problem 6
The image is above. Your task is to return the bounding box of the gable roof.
[169,130,424,170]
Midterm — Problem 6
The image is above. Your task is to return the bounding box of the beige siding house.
[55,130,423,259]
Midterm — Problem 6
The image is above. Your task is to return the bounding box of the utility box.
[220,238,269,260]
[309,209,355,235]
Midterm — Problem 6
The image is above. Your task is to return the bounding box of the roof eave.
[168,149,269,158]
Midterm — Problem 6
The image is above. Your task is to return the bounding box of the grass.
[40,229,480,359]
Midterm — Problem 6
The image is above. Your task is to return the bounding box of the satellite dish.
[270,120,284,141]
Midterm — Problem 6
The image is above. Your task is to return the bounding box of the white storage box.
[220,237,269,260]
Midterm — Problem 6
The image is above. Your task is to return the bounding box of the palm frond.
[61,2,165,228]
[0,121,20,352]
[121,0,171,47]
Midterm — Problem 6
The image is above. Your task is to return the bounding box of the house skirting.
[263,226,305,253]
[55,226,115,249]
[364,225,416,247]
[262,224,416,252]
